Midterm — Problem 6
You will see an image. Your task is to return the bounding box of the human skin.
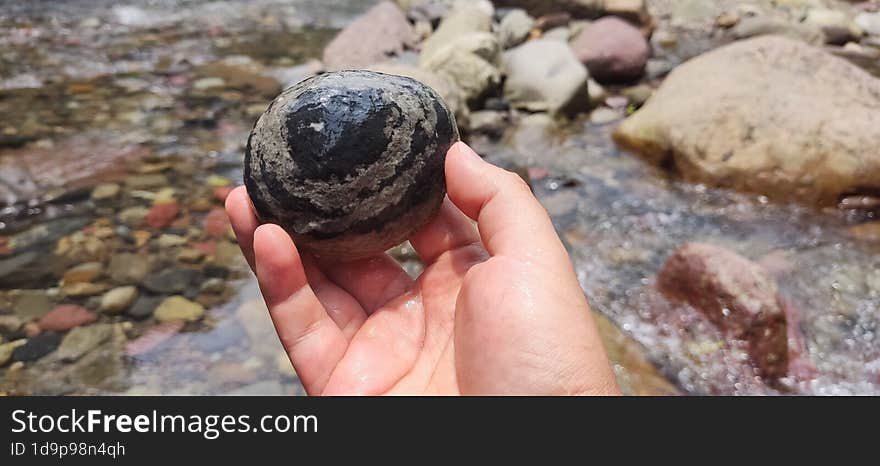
[225,141,619,395]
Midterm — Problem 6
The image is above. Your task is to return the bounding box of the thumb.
[444,142,566,262]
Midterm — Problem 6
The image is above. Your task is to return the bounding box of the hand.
[226,142,618,395]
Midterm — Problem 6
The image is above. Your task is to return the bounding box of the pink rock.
[125,321,185,356]
[145,201,180,229]
[38,304,97,332]
[570,16,649,84]
[657,242,788,381]
[193,240,217,256]
[322,1,417,70]
[203,208,230,238]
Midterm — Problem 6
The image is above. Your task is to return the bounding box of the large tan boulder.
[614,36,880,205]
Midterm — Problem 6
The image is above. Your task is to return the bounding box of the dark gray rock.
[142,268,199,294]
[12,332,62,362]
[127,294,163,320]
[244,70,458,259]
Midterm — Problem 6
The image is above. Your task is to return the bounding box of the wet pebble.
[202,208,230,238]
[11,290,53,321]
[62,261,104,284]
[12,332,62,362]
[91,183,121,201]
[144,201,180,229]
[126,294,162,320]
[0,339,27,366]
[108,253,152,284]
[125,321,184,357]
[154,295,205,322]
[56,324,113,362]
[99,286,138,314]
[142,267,199,294]
[38,304,97,332]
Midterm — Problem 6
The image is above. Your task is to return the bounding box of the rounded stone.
[244,70,458,259]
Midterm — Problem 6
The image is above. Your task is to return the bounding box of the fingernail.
[455,141,481,161]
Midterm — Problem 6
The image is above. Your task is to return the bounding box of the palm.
[326,245,481,395]
[226,143,618,396]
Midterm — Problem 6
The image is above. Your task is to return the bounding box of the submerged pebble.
[244,70,458,259]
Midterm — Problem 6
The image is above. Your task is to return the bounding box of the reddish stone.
[125,321,184,356]
[193,240,217,256]
[657,242,788,381]
[170,215,192,229]
[203,207,230,238]
[570,16,649,84]
[213,186,234,203]
[144,201,180,229]
[38,304,97,332]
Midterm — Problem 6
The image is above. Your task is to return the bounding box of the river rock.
[194,56,281,97]
[0,339,27,366]
[127,294,162,320]
[38,304,97,332]
[117,206,150,227]
[154,295,204,322]
[855,12,880,37]
[804,8,862,45]
[90,183,120,201]
[124,173,169,190]
[108,253,152,284]
[502,39,590,115]
[142,267,199,294]
[421,45,502,106]
[420,1,493,62]
[466,110,508,137]
[157,233,187,248]
[730,16,825,45]
[11,332,62,362]
[614,36,880,205]
[497,9,535,48]
[657,242,788,381]
[322,1,417,70]
[602,0,650,26]
[144,201,180,229]
[125,320,184,356]
[62,261,103,284]
[61,282,109,297]
[99,286,138,314]
[11,290,53,321]
[570,16,649,83]
[55,324,113,362]
[0,314,23,334]
[203,207,230,238]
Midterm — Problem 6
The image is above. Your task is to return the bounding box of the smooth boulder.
[502,39,590,115]
[657,243,788,381]
[322,1,417,70]
[570,16,649,83]
[614,36,880,205]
